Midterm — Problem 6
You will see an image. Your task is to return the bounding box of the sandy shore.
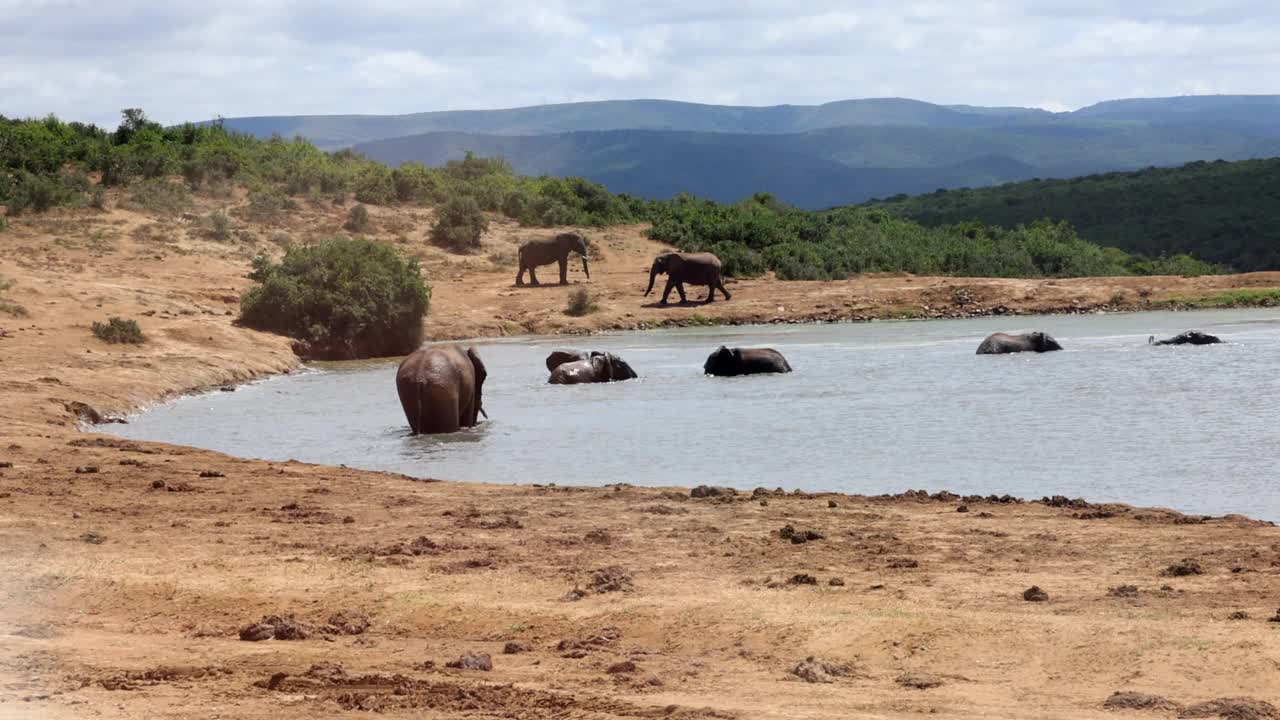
[2,195,1279,719]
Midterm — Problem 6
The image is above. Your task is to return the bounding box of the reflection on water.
[110,309,1280,520]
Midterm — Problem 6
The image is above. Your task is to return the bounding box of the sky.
[2,0,1279,126]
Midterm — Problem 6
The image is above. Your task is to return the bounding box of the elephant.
[1149,330,1222,346]
[395,345,488,434]
[703,346,792,376]
[976,332,1063,355]
[516,232,590,286]
[546,350,638,384]
[645,252,731,304]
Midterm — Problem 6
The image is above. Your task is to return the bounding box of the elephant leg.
[660,278,676,305]
[515,265,526,287]
[675,282,688,304]
[717,278,731,300]
[559,257,569,285]
[704,284,716,303]
[529,266,540,286]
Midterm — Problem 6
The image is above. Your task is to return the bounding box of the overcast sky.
[3,1,1278,126]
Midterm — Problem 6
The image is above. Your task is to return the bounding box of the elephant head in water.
[547,350,638,384]
[395,345,488,434]
[1149,331,1222,346]
[976,332,1063,355]
[703,346,793,376]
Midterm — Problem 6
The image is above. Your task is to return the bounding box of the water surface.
[110,309,1280,519]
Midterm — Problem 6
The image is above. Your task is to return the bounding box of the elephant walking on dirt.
[703,346,791,376]
[516,232,590,286]
[976,332,1063,355]
[396,345,488,434]
[546,350,638,384]
[645,252,731,304]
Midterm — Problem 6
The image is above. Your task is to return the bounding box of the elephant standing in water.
[396,345,488,434]
[703,346,792,376]
[1149,331,1222,346]
[546,350,638,384]
[645,252,731,304]
[516,232,590,286]
[976,332,1063,355]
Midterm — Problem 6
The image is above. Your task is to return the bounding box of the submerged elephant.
[703,346,792,376]
[645,252,731,304]
[395,345,488,434]
[976,332,1063,355]
[546,350,638,384]
[1149,331,1222,346]
[516,232,590,286]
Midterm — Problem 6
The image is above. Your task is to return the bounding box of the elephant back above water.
[396,345,488,434]
[1149,330,1222,346]
[547,350,638,384]
[703,346,792,376]
[976,332,1063,355]
[516,232,590,287]
[645,252,731,304]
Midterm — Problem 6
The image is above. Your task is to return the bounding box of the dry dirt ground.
[2,192,1279,719]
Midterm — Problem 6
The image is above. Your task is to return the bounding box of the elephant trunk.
[645,260,659,296]
[580,255,590,279]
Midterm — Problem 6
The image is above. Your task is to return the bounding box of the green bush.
[92,317,146,344]
[5,171,81,215]
[564,287,598,317]
[353,164,394,205]
[208,209,231,240]
[90,187,106,210]
[128,179,190,214]
[344,204,371,232]
[430,195,488,252]
[238,237,430,359]
[247,185,293,220]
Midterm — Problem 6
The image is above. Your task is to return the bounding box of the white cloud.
[355,51,450,87]
[0,0,1278,126]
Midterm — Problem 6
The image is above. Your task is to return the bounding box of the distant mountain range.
[216,96,1280,208]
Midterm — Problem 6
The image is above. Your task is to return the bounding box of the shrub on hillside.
[430,195,488,252]
[344,204,371,232]
[238,237,430,359]
[4,171,82,215]
[208,209,231,240]
[247,185,294,221]
[564,287,598,317]
[128,179,190,214]
[353,164,395,205]
[91,317,146,344]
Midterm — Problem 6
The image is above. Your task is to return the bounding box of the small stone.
[827,500,837,508]
[1163,559,1203,577]
[787,574,818,586]
[1228,611,1250,621]
[446,652,492,671]
[956,504,969,513]
[606,660,637,674]
[503,641,531,654]
[1023,586,1049,602]
[828,577,845,587]
[79,531,106,544]
[151,479,166,489]
[199,470,225,478]
[896,673,944,690]
[74,465,98,474]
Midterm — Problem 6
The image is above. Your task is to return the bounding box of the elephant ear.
[592,352,613,378]
[467,347,487,385]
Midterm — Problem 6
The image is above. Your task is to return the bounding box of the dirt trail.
[2,193,1279,719]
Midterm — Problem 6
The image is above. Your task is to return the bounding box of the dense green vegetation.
[640,193,1216,279]
[871,159,1280,272]
[239,237,431,359]
[0,112,633,228]
[91,317,146,344]
[1,109,1221,284]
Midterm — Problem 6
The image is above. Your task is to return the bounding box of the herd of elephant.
[514,232,730,305]
[395,328,1221,435]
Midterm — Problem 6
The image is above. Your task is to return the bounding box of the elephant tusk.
[478,407,489,419]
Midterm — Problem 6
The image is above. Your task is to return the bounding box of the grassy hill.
[350,124,1280,208]
[216,95,1280,149]
[3,110,1219,285]
[872,158,1280,271]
